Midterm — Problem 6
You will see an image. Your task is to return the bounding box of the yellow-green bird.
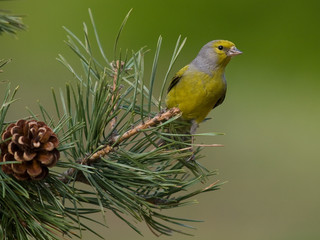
[166,40,242,133]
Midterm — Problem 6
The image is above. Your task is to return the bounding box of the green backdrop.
[1,0,320,239]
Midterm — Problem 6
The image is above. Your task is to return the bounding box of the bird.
[165,40,242,134]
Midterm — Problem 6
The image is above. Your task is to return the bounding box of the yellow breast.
[166,67,226,123]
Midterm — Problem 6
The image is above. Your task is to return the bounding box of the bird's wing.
[167,65,189,93]
[213,91,226,109]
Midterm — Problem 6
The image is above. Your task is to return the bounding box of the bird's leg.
[190,120,198,143]
[187,120,198,161]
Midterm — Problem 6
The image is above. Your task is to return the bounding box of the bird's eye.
[218,45,224,50]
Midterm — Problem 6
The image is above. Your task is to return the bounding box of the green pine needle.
[0,10,26,36]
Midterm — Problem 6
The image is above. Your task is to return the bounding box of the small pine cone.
[0,119,60,181]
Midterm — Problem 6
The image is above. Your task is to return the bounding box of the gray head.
[191,40,242,74]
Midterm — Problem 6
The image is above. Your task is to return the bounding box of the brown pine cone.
[0,119,60,180]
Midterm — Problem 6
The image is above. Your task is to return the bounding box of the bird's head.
[212,40,242,58]
[211,40,242,67]
[192,40,242,72]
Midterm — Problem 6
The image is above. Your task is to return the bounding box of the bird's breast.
[167,70,225,121]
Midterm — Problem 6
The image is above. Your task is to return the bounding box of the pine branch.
[59,107,181,184]
[51,10,223,236]
[0,9,224,239]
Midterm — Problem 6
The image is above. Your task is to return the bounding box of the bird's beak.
[227,46,242,57]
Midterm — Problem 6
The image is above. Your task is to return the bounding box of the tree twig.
[58,107,181,183]
[109,60,123,132]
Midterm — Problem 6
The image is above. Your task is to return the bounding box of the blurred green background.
[1,0,320,239]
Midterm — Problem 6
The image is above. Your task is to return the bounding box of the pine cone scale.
[14,151,25,162]
[2,154,13,174]
[27,160,43,177]
[23,151,37,161]
[11,161,27,175]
